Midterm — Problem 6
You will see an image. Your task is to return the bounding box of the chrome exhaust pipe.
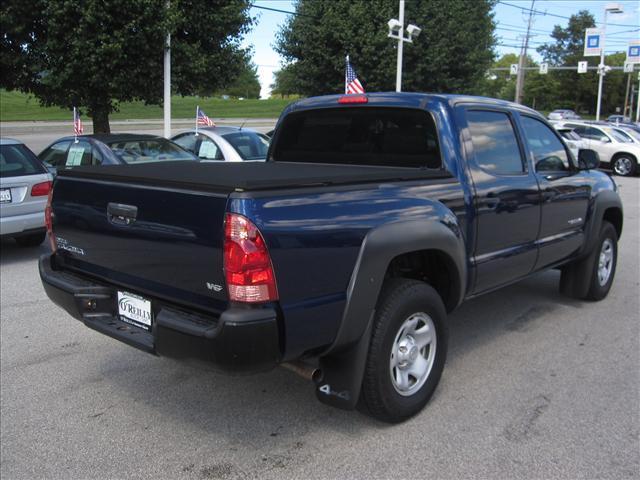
[281,361,323,383]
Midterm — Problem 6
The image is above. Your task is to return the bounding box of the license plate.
[0,188,11,204]
[117,291,152,331]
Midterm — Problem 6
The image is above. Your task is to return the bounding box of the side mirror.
[578,149,600,170]
[599,136,610,143]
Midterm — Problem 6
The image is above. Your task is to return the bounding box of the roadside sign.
[627,40,640,64]
[578,61,589,74]
[584,28,602,56]
[539,63,548,74]
[510,64,518,75]
[624,62,635,73]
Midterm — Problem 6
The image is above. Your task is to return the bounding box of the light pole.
[596,3,624,121]
[388,0,421,92]
[163,0,171,138]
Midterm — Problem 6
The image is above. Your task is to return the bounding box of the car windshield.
[0,144,46,178]
[621,128,640,142]
[602,128,633,143]
[106,138,196,164]
[222,132,270,160]
[558,129,581,141]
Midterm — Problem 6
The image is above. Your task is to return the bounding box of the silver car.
[0,138,52,246]
[171,126,270,162]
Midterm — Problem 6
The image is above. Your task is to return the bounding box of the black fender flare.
[580,189,623,257]
[315,218,466,410]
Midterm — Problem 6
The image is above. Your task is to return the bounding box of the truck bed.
[58,161,452,192]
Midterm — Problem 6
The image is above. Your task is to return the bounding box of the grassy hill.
[0,90,293,121]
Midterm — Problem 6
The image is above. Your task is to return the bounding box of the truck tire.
[360,279,448,423]
[15,232,46,247]
[560,221,618,301]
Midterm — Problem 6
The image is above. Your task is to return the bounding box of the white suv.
[558,122,640,176]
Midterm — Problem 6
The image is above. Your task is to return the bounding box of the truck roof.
[286,92,539,116]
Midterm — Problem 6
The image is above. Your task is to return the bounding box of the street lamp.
[388,0,421,92]
[596,3,624,121]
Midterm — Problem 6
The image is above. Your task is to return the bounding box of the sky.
[242,0,640,98]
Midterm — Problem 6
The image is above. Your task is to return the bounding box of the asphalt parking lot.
[1,155,639,478]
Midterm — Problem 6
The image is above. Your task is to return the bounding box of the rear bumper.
[0,211,45,236]
[39,254,281,373]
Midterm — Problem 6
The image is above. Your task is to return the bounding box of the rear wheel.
[15,232,46,247]
[612,155,637,176]
[360,279,448,423]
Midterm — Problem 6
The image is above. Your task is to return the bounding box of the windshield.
[106,138,197,164]
[621,128,640,142]
[0,144,47,178]
[558,129,581,141]
[611,128,637,143]
[602,128,633,143]
[222,132,270,160]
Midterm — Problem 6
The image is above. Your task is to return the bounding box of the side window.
[521,116,571,172]
[92,145,104,165]
[173,133,198,154]
[65,140,93,166]
[466,110,524,175]
[198,138,224,160]
[39,141,72,167]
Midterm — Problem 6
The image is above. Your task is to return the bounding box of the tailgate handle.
[107,202,138,225]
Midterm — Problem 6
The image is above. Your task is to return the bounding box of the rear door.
[458,107,542,294]
[518,115,590,269]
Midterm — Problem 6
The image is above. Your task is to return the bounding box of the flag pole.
[345,55,349,94]
[195,105,199,136]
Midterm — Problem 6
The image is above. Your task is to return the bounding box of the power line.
[250,3,318,19]
[497,1,640,28]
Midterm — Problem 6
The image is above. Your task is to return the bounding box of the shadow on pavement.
[0,237,49,266]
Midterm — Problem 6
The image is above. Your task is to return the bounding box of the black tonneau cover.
[58,161,452,192]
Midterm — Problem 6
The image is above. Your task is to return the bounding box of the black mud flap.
[315,318,373,410]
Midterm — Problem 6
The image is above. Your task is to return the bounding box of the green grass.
[0,90,293,121]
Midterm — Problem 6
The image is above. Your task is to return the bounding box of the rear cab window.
[271,107,442,168]
[0,144,47,178]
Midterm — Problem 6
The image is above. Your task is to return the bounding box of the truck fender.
[315,217,466,410]
[581,190,623,256]
[560,190,623,299]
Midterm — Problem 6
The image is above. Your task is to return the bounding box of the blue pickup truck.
[40,93,623,422]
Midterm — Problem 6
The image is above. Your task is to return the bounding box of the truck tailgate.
[51,175,229,314]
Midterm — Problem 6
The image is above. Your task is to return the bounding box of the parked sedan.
[548,109,581,121]
[560,121,640,176]
[38,134,197,174]
[1,138,52,246]
[171,126,270,161]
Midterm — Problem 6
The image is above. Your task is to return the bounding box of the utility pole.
[514,0,535,104]
[163,0,171,138]
[623,73,631,118]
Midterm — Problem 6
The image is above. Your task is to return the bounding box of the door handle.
[107,202,138,225]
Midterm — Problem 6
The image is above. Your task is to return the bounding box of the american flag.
[197,106,215,127]
[73,107,84,135]
[345,57,365,94]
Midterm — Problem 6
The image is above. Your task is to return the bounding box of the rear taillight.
[45,188,56,252]
[223,213,278,303]
[31,181,52,197]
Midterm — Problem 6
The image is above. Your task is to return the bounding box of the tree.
[0,0,254,132]
[275,0,496,96]
[537,10,598,114]
[220,60,261,99]
[270,64,301,98]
